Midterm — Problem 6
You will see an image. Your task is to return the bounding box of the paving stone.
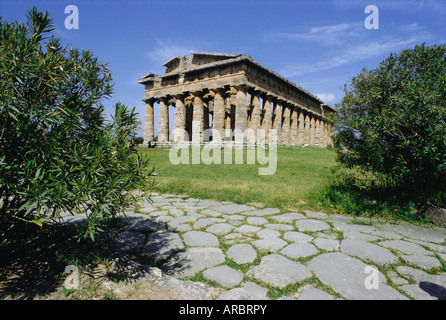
[387,271,409,286]
[223,214,244,220]
[307,252,408,300]
[226,243,257,264]
[270,212,305,223]
[142,230,184,261]
[340,239,399,266]
[295,219,330,232]
[182,231,219,247]
[196,199,224,208]
[380,223,446,244]
[210,204,256,214]
[377,240,434,256]
[296,286,335,300]
[203,265,244,288]
[164,247,226,278]
[396,266,446,286]
[206,223,234,235]
[343,231,382,242]
[246,254,312,288]
[200,209,224,217]
[326,215,354,223]
[264,223,294,231]
[304,211,329,219]
[148,210,169,217]
[124,219,164,233]
[193,218,215,229]
[400,254,442,270]
[114,231,146,253]
[234,225,262,235]
[171,224,193,232]
[252,238,287,252]
[240,207,281,216]
[257,229,281,239]
[283,231,313,243]
[313,238,340,251]
[280,242,318,259]
[246,217,268,226]
[216,282,269,300]
[137,206,158,213]
[332,222,378,234]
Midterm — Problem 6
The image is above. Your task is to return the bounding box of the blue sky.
[1,0,445,136]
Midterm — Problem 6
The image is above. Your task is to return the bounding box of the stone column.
[234,86,248,133]
[173,94,186,143]
[290,106,298,146]
[144,98,155,144]
[248,90,261,145]
[314,117,321,146]
[158,97,169,143]
[281,104,291,145]
[211,88,225,143]
[260,93,273,144]
[297,110,305,146]
[303,113,311,146]
[185,102,193,141]
[309,114,316,146]
[192,92,204,145]
[272,100,282,144]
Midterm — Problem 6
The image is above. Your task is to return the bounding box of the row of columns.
[144,86,332,147]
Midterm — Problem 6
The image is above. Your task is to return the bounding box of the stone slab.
[209,204,256,214]
[377,239,434,256]
[307,252,408,300]
[142,230,184,261]
[295,219,330,232]
[247,254,312,288]
[340,239,399,266]
[280,242,318,259]
[182,231,219,247]
[226,243,257,264]
[164,247,226,278]
[203,265,244,288]
[206,223,234,235]
[252,238,287,252]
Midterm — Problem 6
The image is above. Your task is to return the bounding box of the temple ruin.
[138,51,334,146]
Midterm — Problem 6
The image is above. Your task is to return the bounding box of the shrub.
[334,43,446,208]
[0,8,153,240]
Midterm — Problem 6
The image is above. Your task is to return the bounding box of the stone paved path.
[64,193,446,300]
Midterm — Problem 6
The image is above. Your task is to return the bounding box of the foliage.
[0,8,153,240]
[334,43,446,208]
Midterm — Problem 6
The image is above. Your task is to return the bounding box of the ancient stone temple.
[138,51,334,146]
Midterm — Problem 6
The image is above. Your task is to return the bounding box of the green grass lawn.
[139,146,336,211]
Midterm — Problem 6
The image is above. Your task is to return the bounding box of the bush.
[0,8,153,240]
[334,43,446,208]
